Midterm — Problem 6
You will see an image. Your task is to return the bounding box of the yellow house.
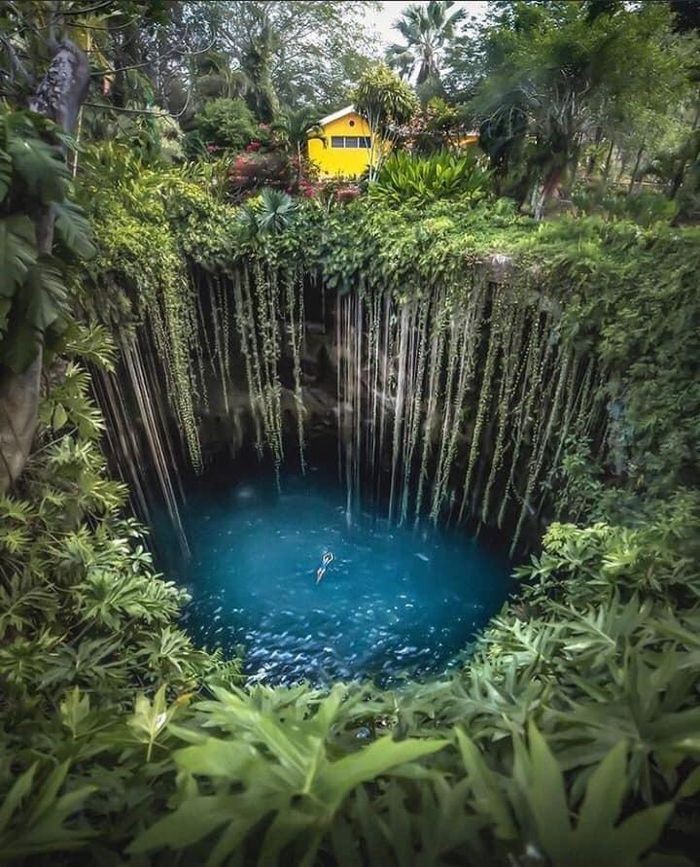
[307,106,375,178]
[307,104,480,177]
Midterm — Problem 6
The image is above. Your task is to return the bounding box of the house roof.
[317,105,359,127]
[317,104,480,139]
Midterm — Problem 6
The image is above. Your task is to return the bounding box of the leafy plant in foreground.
[371,150,492,206]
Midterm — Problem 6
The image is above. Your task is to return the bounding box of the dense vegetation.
[0,1,698,865]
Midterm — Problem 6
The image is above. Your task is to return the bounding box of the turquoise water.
[170,470,512,686]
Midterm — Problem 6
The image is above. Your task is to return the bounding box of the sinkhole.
[118,274,581,686]
[155,455,513,686]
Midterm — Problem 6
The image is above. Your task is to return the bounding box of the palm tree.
[386,0,465,95]
[272,107,326,179]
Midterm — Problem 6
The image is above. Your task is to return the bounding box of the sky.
[368,1,489,48]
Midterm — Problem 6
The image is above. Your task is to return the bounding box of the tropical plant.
[371,150,492,205]
[386,0,465,101]
[239,10,281,123]
[190,97,260,153]
[0,493,697,864]
[462,0,695,216]
[0,94,93,491]
[353,64,419,180]
[272,107,326,180]
[240,188,297,237]
[208,1,379,112]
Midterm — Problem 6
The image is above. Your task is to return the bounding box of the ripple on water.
[165,473,512,686]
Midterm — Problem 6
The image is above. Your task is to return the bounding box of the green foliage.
[1,495,697,863]
[0,325,234,715]
[370,150,492,206]
[0,108,95,371]
[386,0,465,97]
[457,0,697,210]
[241,188,297,237]
[3,112,695,865]
[353,64,419,133]
[572,186,680,226]
[191,97,259,152]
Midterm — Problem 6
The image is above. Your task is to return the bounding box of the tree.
[386,0,465,102]
[238,9,280,123]
[271,107,325,180]
[458,0,696,215]
[191,97,259,152]
[353,64,418,180]
[0,44,92,492]
[201,1,381,113]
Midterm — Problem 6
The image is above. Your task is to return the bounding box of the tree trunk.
[628,144,645,195]
[602,139,614,181]
[669,106,700,200]
[0,41,90,493]
[586,126,603,178]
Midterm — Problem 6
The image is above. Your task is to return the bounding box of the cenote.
[130,258,592,689]
[158,461,512,686]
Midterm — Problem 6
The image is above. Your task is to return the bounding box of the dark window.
[360,136,372,148]
[331,136,345,148]
[344,136,359,148]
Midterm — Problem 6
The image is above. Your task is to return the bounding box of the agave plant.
[240,187,297,237]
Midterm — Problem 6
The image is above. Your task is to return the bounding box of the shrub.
[370,150,492,206]
[191,97,259,152]
[572,185,679,226]
[226,151,296,201]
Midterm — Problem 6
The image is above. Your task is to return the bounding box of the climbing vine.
[77,152,700,549]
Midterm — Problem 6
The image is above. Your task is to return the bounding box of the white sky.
[368,1,489,48]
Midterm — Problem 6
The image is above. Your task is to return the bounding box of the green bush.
[190,97,259,153]
[370,150,492,206]
[572,185,679,226]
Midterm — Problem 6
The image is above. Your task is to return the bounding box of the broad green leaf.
[319,736,448,811]
[456,728,516,840]
[207,794,270,867]
[257,809,317,867]
[576,740,628,838]
[53,404,68,431]
[614,802,673,860]
[523,722,571,862]
[6,133,67,203]
[677,766,700,800]
[26,762,69,825]
[175,737,257,778]
[0,216,36,299]
[54,201,96,259]
[60,687,91,737]
[0,764,37,832]
[0,149,11,203]
[128,795,237,853]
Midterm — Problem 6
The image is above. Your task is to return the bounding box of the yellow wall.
[307,111,375,178]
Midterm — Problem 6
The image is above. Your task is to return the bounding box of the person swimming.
[316,551,334,584]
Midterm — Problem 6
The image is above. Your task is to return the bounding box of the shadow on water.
[154,447,514,687]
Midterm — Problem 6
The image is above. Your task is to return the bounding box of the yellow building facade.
[307,106,375,178]
[307,104,480,177]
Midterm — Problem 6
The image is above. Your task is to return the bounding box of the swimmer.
[316,551,334,584]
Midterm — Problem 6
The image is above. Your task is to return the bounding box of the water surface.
[167,471,512,685]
